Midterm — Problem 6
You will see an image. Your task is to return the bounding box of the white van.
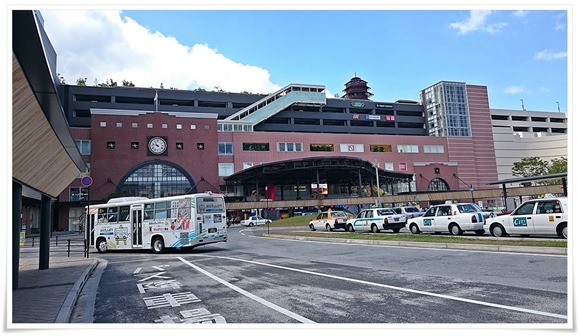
[484,197,567,239]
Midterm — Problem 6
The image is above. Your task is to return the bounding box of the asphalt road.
[76,226,569,326]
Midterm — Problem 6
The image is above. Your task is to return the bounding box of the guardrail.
[20,235,89,258]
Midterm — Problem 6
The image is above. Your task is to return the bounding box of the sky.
[25,4,570,113]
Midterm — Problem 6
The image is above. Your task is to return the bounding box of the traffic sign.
[81,176,93,187]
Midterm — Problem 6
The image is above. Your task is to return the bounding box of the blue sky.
[29,6,570,113]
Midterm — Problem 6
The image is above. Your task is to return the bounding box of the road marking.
[176,257,316,324]
[189,255,567,321]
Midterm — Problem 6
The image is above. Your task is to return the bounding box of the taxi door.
[533,200,563,235]
[508,201,536,234]
[433,205,453,231]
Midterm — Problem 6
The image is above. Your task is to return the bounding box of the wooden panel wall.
[12,54,81,197]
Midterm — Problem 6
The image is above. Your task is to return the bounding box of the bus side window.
[119,206,130,221]
[107,207,118,223]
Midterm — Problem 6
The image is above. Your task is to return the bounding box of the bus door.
[131,204,144,247]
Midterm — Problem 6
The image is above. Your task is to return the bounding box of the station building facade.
[53,77,504,230]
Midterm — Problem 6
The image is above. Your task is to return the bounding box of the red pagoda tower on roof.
[342,75,373,100]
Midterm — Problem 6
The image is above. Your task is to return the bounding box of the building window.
[204,125,211,130]
[176,124,182,130]
[340,144,364,153]
[190,124,197,130]
[116,122,122,128]
[397,145,419,153]
[132,122,138,128]
[310,144,334,152]
[427,178,450,191]
[176,142,184,150]
[100,121,106,127]
[107,141,116,149]
[384,163,394,171]
[74,140,91,155]
[218,163,234,177]
[131,142,139,149]
[218,142,234,155]
[117,162,194,198]
[278,142,302,152]
[147,123,153,129]
[162,123,168,129]
[69,187,88,202]
[370,144,392,152]
[68,207,85,232]
[423,145,444,153]
[243,143,270,151]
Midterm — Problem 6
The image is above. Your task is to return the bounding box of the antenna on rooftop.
[520,99,526,111]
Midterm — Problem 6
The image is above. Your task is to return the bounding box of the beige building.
[490,108,568,184]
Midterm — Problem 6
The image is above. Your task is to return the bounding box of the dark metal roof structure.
[224,156,414,186]
[487,172,567,185]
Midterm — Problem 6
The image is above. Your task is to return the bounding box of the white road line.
[176,256,316,324]
[189,254,567,321]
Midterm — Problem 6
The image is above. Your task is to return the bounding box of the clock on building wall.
[148,136,167,155]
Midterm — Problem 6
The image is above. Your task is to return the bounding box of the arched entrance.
[117,161,195,198]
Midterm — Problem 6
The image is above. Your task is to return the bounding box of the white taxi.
[345,208,406,233]
[240,216,272,227]
[484,197,567,239]
[407,203,486,236]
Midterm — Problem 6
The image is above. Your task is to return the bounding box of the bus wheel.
[96,238,107,253]
[152,237,165,254]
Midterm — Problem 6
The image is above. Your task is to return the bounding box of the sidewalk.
[10,233,100,325]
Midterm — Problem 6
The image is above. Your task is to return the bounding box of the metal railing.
[19,234,89,258]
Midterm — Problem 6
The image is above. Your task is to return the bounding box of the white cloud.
[534,49,567,60]
[504,85,525,94]
[39,10,281,94]
[449,10,507,35]
[555,13,566,31]
[513,10,528,17]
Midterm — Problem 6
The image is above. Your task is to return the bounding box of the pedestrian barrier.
[20,234,89,258]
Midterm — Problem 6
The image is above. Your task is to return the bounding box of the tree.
[511,156,567,186]
[122,80,135,87]
[512,157,548,179]
[547,157,567,174]
[76,77,87,86]
[98,78,117,87]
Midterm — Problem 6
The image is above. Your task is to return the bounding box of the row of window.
[77,140,445,156]
[219,143,445,155]
[99,121,211,130]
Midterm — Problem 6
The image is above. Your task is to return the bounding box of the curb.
[55,258,100,323]
[265,234,567,255]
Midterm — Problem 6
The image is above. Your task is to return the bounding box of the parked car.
[240,216,272,227]
[308,210,354,231]
[345,208,406,233]
[484,197,567,239]
[391,206,425,222]
[407,203,486,236]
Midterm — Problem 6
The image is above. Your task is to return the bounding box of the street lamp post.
[374,161,381,207]
[469,185,475,204]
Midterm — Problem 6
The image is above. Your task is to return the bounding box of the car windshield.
[332,211,348,217]
[377,209,395,216]
[404,207,421,212]
[456,204,479,213]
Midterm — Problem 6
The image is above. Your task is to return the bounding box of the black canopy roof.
[223,156,414,186]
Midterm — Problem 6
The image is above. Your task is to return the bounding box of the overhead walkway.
[221,84,326,130]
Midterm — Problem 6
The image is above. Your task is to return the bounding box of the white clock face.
[148,137,167,154]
